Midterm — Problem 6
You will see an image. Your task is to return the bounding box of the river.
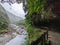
[0,1,28,45]
[5,24,28,45]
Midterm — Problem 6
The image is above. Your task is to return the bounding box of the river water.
[0,1,28,45]
[5,24,28,45]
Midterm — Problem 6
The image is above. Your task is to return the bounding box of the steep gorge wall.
[46,1,60,26]
[0,4,9,29]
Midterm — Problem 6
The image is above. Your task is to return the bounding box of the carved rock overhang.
[47,0,60,15]
[46,0,60,22]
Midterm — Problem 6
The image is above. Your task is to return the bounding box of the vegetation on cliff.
[25,0,48,45]
[0,4,9,33]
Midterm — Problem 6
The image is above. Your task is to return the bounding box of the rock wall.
[0,4,9,29]
[47,2,60,20]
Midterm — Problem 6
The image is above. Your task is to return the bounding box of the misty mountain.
[0,4,9,23]
[6,10,23,24]
[0,4,9,29]
[0,2,24,24]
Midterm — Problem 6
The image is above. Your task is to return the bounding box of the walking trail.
[48,31,60,45]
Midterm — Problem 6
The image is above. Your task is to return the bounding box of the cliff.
[0,4,9,29]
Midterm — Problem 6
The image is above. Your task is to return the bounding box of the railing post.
[44,32,46,45]
[31,30,48,45]
[47,30,48,40]
[41,34,45,45]
[41,36,43,45]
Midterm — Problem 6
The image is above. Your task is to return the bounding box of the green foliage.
[0,29,7,34]
[27,0,46,15]
[0,5,9,30]
[26,0,47,26]
[0,16,8,29]
[0,4,9,34]
[26,24,45,44]
[16,19,25,26]
[25,0,49,45]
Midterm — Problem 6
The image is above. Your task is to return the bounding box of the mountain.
[0,2,23,24]
[0,4,9,21]
[6,11,23,24]
[0,4,9,29]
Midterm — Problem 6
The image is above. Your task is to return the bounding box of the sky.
[11,2,25,19]
[0,2,26,19]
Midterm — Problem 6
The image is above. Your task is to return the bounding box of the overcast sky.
[11,2,25,19]
[11,3,25,16]
[1,2,25,19]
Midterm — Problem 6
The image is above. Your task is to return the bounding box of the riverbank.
[0,24,28,45]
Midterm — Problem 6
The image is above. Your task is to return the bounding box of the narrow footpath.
[48,31,60,45]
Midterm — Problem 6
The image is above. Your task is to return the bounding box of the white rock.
[5,35,27,45]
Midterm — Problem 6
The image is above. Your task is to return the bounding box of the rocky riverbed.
[0,24,28,45]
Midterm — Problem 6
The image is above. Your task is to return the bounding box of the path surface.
[48,31,60,45]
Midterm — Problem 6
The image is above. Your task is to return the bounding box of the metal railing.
[31,31,48,45]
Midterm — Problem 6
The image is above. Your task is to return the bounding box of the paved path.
[48,31,60,45]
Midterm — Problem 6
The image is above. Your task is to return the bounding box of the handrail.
[31,30,48,45]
